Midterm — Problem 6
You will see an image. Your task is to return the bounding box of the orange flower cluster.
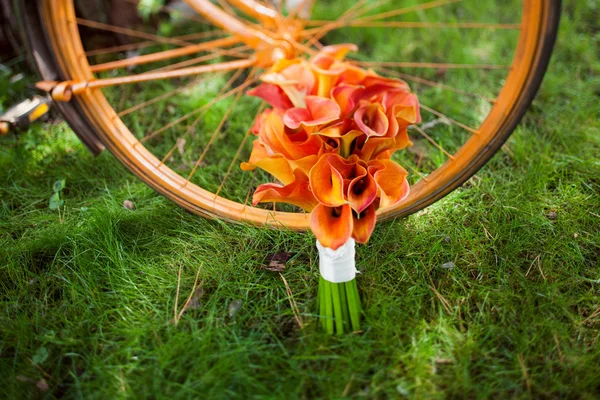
[242,44,421,250]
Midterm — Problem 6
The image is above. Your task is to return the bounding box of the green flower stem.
[323,277,335,334]
[330,282,344,335]
[345,280,361,332]
[318,276,361,334]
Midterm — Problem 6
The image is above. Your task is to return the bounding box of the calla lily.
[242,45,421,248]
[316,125,363,159]
[284,96,341,132]
[253,170,319,211]
[351,204,377,244]
[331,84,363,116]
[311,204,353,250]
[354,102,389,138]
[247,83,294,111]
[311,54,348,98]
[241,141,295,185]
[261,61,316,108]
[368,159,410,208]
[320,44,359,60]
[347,165,378,213]
[309,153,352,207]
[257,109,322,160]
[384,90,421,125]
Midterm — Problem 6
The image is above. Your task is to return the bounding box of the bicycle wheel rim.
[27,0,560,229]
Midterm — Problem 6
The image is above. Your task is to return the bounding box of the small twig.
[176,264,203,323]
[280,273,304,329]
[174,264,182,322]
[429,285,452,315]
[581,306,600,325]
[173,263,203,326]
[553,333,565,363]
[410,117,451,131]
[526,255,546,281]
[525,255,539,277]
[341,374,355,397]
[518,353,532,395]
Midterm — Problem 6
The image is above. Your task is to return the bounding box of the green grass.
[1,0,600,398]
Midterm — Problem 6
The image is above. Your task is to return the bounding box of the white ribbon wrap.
[316,238,357,283]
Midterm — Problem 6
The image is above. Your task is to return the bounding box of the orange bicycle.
[15,0,560,229]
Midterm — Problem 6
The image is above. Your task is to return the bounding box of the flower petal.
[259,109,322,159]
[247,83,293,111]
[283,96,341,130]
[352,204,377,244]
[368,160,410,208]
[355,104,389,138]
[320,44,358,60]
[384,91,421,125]
[311,204,353,250]
[331,85,363,116]
[348,166,378,213]
[252,170,318,211]
[309,154,347,207]
[356,127,412,160]
[240,141,295,184]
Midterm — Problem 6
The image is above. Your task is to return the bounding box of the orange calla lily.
[253,170,319,211]
[242,45,421,248]
[311,204,353,250]
[354,102,389,138]
[331,84,363,116]
[257,109,322,160]
[247,83,294,111]
[261,60,316,108]
[283,96,341,132]
[384,90,422,126]
[347,164,378,213]
[368,159,410,208]
[241,140,295,185]
[354,127,412,161]
[351,204,377,244]
[309,153,351,207]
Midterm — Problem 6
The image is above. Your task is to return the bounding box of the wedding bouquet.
[242,44,420,334]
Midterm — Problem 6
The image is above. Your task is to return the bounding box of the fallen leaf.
[176,138,186,156]
[263,252,293,272]
[228,299,242,318]
[441,262,455,270]
[123,200,135,210]
[53,179,66,193]
[32,347,48,365]
[49,193,64,210]
[36,379,49,392]
[181,287,204,313]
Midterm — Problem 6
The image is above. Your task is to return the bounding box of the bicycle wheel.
[18,0,560,229]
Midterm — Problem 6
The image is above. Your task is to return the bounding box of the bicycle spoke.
[142,68,257,144]
[117,73,223,118]
[90,37,241,73]
[354,61,510,70]
[317,22,522,29]
[214,104,266,198]
[85,30,227,57]
[76,18,193,47]
[349,0,463,24]
[149,45,252,73]
[380,68,496,103]
[158,69,246,165]
[184,69,258,186]
[420,105,479,135]
[80,58,256,92]
[412,125,456,160]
